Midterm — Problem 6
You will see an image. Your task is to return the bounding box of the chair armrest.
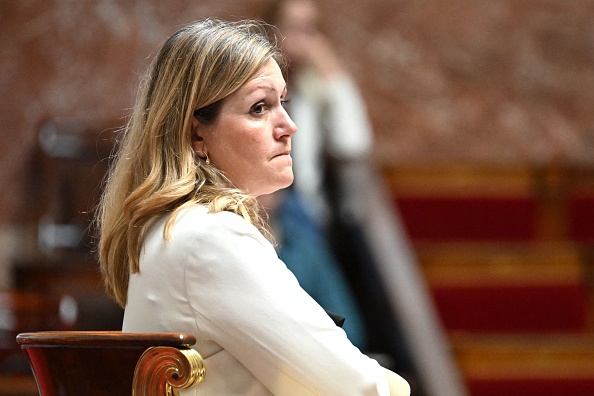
[133,346,205,395]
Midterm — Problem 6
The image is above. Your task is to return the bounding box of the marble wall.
[316,0,594,167]
[1,0,594,225]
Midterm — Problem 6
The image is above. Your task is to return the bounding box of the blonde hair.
[97,19,285,307]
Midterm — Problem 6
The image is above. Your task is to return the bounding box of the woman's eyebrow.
[244,83,287,99]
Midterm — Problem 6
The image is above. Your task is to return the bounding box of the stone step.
[384,164,594,242]
[415,242,593,332]
[451,333,594,396]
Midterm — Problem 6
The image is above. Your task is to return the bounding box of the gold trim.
[132,346,205,395]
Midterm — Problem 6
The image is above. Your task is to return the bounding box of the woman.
[97,18,410,395]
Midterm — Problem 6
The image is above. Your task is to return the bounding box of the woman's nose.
[276,107,297,137]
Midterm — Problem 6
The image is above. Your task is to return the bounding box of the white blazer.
[123,206,389,395]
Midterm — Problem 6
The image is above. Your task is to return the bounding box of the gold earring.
[203,149,210,165]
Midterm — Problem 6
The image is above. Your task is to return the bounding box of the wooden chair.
[16,331,205,396]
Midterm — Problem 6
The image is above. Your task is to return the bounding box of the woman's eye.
[281,99,291,108]
[251,102,266,114]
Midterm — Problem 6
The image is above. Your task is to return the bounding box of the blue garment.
[276,190,368,349]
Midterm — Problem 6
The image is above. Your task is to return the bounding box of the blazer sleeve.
[179,210,390,396]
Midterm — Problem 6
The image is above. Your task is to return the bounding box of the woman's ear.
[191,115,206,155]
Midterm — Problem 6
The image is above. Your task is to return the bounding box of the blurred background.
[1,0,594,395]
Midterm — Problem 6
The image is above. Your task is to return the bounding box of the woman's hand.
[300,32,344,80]
[383,368,411,396]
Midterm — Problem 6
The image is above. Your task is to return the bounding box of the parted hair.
[97,18,285,307]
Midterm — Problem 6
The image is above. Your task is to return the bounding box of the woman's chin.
[254,176,294,197]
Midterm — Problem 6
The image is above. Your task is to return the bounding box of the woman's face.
[193,58,297,197]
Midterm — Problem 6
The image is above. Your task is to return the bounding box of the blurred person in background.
[265,0,414,374]
[258,188,368,349]
[261,0,374,351]
[266,0,373,225]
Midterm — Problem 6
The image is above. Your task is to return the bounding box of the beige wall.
[1,0,594,223]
